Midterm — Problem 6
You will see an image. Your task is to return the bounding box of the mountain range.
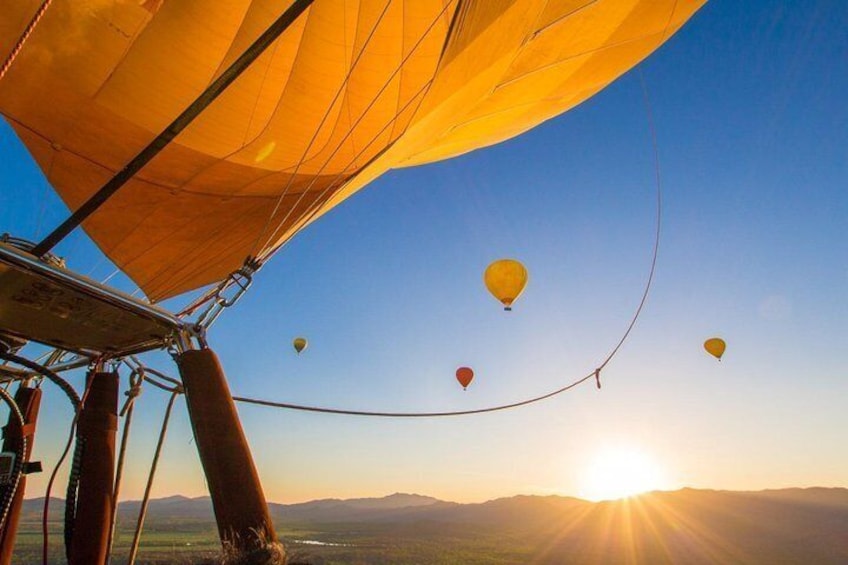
[22,487,848,564]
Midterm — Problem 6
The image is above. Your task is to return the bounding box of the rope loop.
[120,369,144,417]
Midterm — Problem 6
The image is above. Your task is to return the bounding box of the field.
[13,519,526,564]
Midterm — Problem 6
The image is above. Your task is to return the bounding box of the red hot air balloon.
[456,367,474,390]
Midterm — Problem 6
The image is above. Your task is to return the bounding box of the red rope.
[0,0,54,82]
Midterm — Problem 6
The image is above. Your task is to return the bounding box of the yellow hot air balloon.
[0,1,705,302]
[704,338,726,360]
[293,337,308,354]
[484,259,528,311]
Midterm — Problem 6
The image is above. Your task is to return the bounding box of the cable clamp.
[594,368,602,390]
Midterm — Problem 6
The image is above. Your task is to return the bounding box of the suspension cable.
[247,0,394,259]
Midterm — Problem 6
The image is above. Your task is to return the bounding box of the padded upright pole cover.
[0,386,42,565]
[69,371,118,565]
[177,348,277,552]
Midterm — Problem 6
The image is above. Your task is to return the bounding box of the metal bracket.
[193,257,262,330]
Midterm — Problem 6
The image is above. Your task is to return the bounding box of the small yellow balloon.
[293,337,308,354]
[484,259,528,311]
[704,337,726,360]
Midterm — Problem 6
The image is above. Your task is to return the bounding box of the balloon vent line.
[229,68,664,419]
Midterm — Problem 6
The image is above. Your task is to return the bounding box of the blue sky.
[1,0,846,503]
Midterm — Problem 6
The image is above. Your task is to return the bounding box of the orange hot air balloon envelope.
[484,259,528,311]
[704,338,726,360]
[0,1,705,302]
[456,367,474,390]
[293,337,308,354]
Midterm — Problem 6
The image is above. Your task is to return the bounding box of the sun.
[579,447,666,502]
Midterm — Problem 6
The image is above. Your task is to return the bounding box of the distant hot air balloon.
[456,367,474,390]
[704,338,726,360]
[293,337,308,354]
[484,259,528,311]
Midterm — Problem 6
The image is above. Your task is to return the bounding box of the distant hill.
[270,492,455,523]
[22,487,848,564]
[21,492,447,523]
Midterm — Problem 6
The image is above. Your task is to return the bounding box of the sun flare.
[580,447,666,502]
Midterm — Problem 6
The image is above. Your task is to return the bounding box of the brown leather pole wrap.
[177,348,277,553]
[0,386,42,565]
[69,371,118,565]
